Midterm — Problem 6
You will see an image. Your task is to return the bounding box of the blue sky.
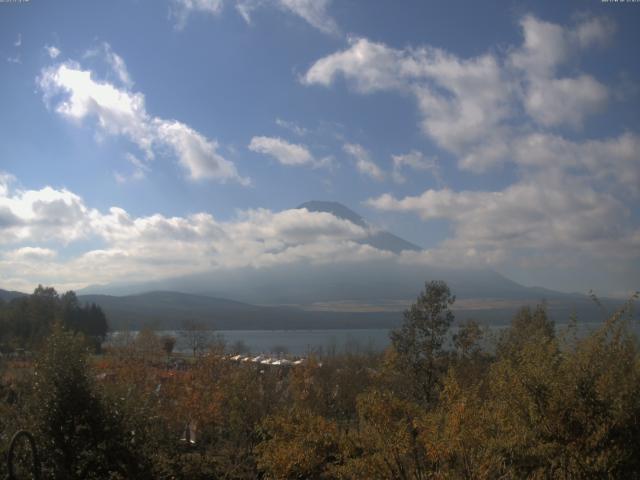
[0,0,638,296]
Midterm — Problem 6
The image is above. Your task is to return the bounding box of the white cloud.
[303,15,616,165]
[0,173,15,197]
[0,176,383,290]
[511,132,640,194]
[248,136,330,169]
[276,118,308,136]
[302,37,407,92]
[45,45,61,59]
[509,15,613,128]
[0,182,93,245]
[171,0,225,29]
[38,54,247,185]
[14,34,22,47]
[237,0,337,34]
[367,173,639,267]
[276,0,338,35]
[249,136,313,165]
[6,247,57,261]
[303,37,513,155]
[1,171,637,293]
[158,120,250,183]
[573,15,616,48]
[509,14,614,77]
[522,75,608,129]
[39,62,155,154]
[391,150,442,185]
[175,0,338,34]
[85,42,133,88]
[343,143,384,181]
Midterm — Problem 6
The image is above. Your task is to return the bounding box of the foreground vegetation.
[1,282,639,479]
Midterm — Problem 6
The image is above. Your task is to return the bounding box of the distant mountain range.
[75,291,402,331]
[1,286,625,331]
[0,289,27,302]
[2,202,631,330]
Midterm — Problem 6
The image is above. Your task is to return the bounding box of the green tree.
[31,325,149,479]
[390,280,455,404]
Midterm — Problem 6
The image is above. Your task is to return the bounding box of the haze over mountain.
[79,201,522,301]
[1,194,632,331]
[1,202,628,331]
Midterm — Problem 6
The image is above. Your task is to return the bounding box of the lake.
[109,329,391,356]
[109,321,634,356]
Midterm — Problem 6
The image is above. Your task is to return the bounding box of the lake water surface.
[109,321,636,356]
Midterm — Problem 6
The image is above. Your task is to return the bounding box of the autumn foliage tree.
[3,281,639,479]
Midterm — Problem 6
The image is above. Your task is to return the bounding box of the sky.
[0,0,638,296]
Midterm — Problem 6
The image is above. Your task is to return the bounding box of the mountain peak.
[297,200,421,254]
[297,201,367,227]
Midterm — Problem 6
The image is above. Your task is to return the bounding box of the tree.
[496,303,554,359]
[132,327,163,363]
[182,320,210,357]
[31,325,148,479]
[331,389,427,480]
[453,319,484,358]
[60,292,108,347]
[257,409,340,479]
[161,335,177,358]
[390,280,455,404]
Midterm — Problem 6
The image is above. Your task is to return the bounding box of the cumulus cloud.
[509,15,613,128]
[367,173,639,267]
[249,136,313,166]
[302,13,638,286]
[302,37,408,92]
[511,132,640,193]
[0,183,93,245]
[303,15,616,167]
[343,143,384,181]
[0,175,382,290]
[158,120,249,183]
[248,136,331,169]
[303,37,513,155]
[38,50,248,185]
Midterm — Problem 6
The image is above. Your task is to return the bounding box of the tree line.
[0,285,108,352]
[0,281,639,479]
